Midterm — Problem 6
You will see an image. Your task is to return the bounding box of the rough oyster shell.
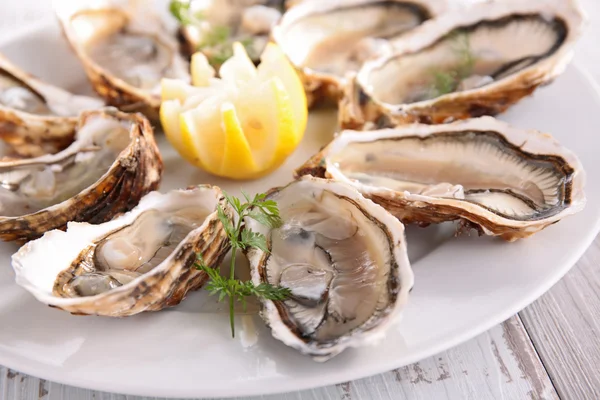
[0,53,104,157]
[55,0,190,121]
[295,117,586,241]
[340,0,586,129]
[272,0,447,107]
[245,177,413,361]
[0,108,162,242]
[12,186,232,317]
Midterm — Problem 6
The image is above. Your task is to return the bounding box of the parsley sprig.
[196,191,290,337]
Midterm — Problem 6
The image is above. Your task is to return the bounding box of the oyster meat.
[177,0,285,64]
[0,108,162,242]
[296,117,586,241]
[272,0,447,106]
[340,0,586,128]
[0,53,104,157]
[245,177,413,361]
[55,0,190,120]
[12,187,232,316]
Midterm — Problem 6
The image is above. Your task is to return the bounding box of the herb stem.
[229,246,237,338]
[196,190,289,338]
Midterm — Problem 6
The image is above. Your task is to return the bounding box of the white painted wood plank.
[519,236,600,399]
[0,316,556,400]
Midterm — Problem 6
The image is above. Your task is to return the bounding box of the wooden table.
[1,1,599,399]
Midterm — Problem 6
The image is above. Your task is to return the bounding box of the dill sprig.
[429,31,476,98]
[169,0,255,66]
[169,0,203,25]
[195,191,290,338]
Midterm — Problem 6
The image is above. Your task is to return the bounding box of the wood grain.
[0,317,556,400]
[519,237,600,399]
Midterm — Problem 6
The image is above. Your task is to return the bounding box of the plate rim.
[0,19,599,399]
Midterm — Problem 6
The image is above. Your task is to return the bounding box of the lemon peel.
[159,42,308,180]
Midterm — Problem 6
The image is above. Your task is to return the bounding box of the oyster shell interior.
[54,207,211,297]
[0,71,53,115]
[270,192,391,337]
[0,54,103,117]
[12,187,230,316]
[328,131,570,220]
[365,15,568,105]
[246,178,412,360]
[275,0,436,79]
[65,3,188,93]
[0,113,131,217]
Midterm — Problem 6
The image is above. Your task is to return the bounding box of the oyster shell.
[55,0,190,120]
[12,187,232,317]
[340,0,586,129]
[177,0,285,64]
[245,177,413,361]
[295,117,586,241]
[272,0,447,107]
[0,108,162,242]
[0,53,104,157]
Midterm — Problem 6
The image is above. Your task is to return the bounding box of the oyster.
[0,108,162,242]
[55,0,190,120]
[245,177,413,361]
[0,53,104,157]
[12,187,232,317]
[272,0,447,107]
[295,117,586,241]
[177,0,285,64]
[340,0,586,129]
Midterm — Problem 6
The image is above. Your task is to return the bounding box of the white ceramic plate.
[1,19,599,399]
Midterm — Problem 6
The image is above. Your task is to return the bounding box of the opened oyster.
[12,187,231,316]
[296,117,586,241]
[0,108,162,242]
[177,0,286,64]
[340,0,586,128]
[55,0,190,120]
[245,177,413,361]
[0,53,103,157]
[272,0,447,106]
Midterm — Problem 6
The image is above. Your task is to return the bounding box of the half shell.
[340,0,586,129]
[55,0,190,120]
[272,0,447,107]
[245,177,413,361]
[296,117,586,241]
[12,187,232,317]
[0,108,162,242]
[0,53,104,157]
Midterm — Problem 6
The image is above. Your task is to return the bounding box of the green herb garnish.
[199,25,231,48]
[195,191,290,338]
[169,0,204,25]
[429,31,476,97]
[205,49,234,66]
[432,70,458,98]
[169,0,256,66]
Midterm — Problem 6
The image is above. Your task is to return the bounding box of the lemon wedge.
[159,43,307,180]
[258,43,308,138]
[190,52,215,87]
